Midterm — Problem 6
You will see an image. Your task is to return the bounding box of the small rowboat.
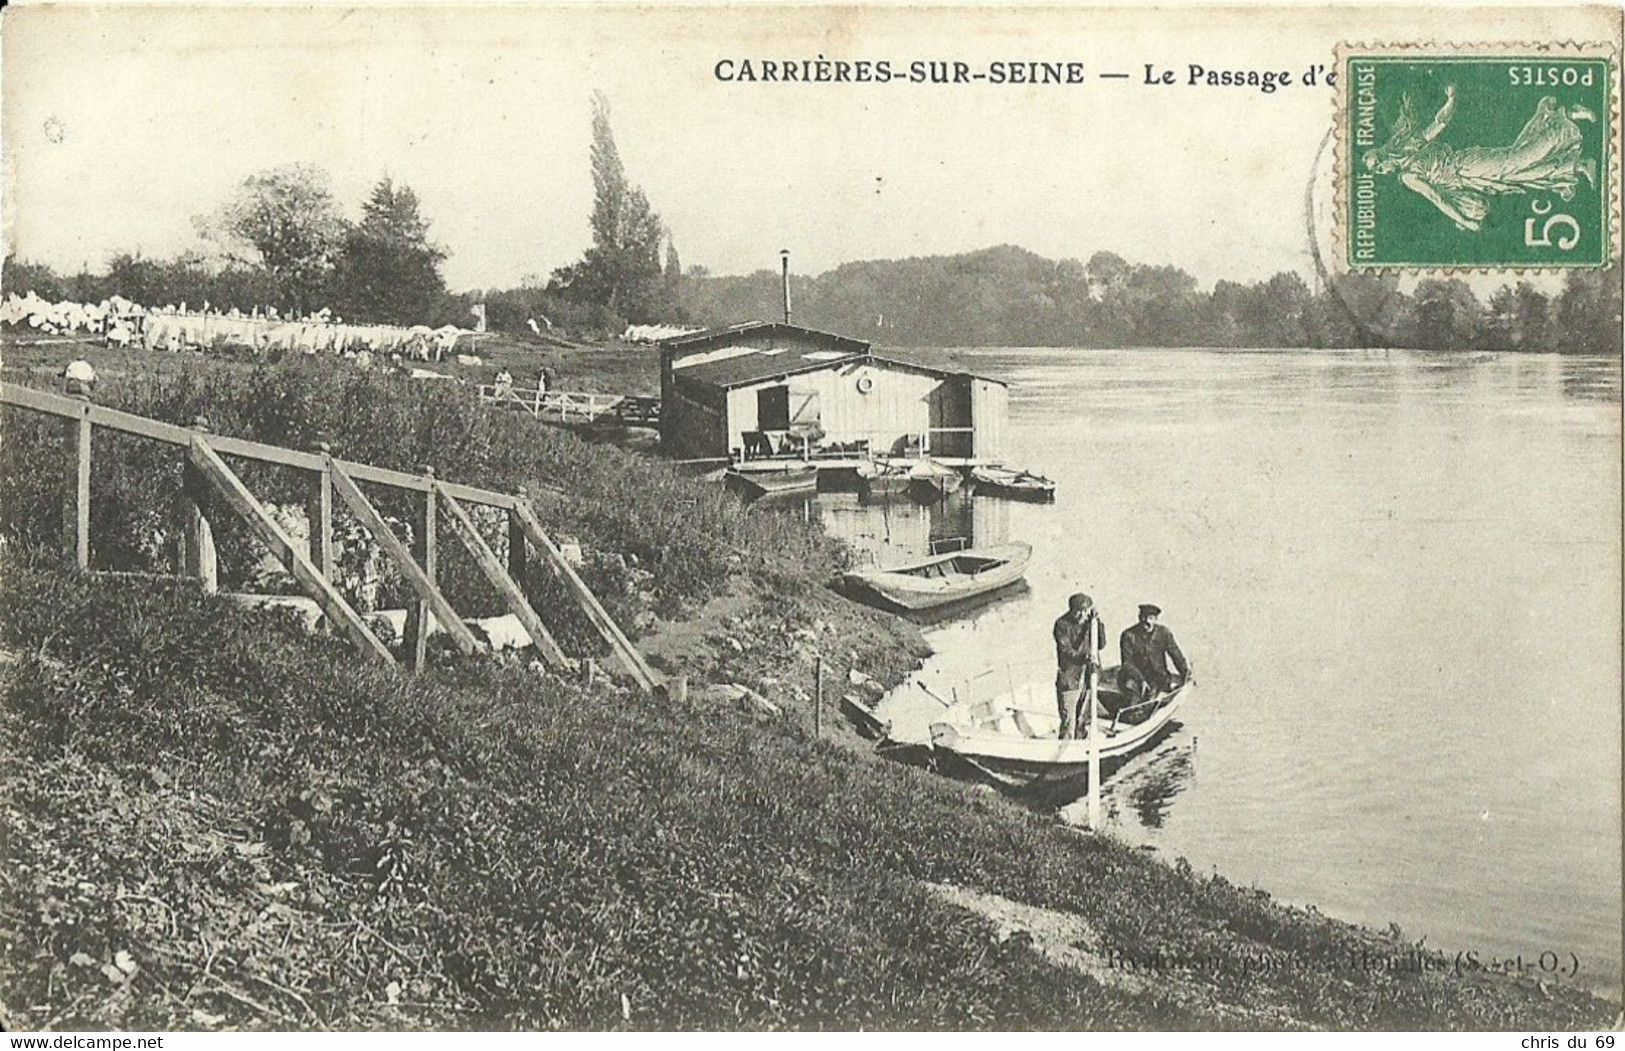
[906,458,964,500]
[858,457,963,501]
[842,541,1031,612]
[970,465,1056,502]
[855,459,912,495]
[927,668,1192,787]
[726,462,818,498]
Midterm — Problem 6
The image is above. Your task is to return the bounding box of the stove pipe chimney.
[780,249,792,325]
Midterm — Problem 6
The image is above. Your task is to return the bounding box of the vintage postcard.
[1,1,1620,1036]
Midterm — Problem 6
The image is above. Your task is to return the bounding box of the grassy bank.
[1,344,1616,1029]
[2,556,1614,1030]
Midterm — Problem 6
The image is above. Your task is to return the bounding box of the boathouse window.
[757,386,790,431]
[788,390,821,435]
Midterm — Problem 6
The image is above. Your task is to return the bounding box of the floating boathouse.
[658,322,1008,465]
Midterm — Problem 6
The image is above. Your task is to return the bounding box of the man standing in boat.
[1118,604,1190,702]
[1054,592,1106,739]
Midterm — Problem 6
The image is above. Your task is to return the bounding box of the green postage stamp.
[1339,44,1621,270]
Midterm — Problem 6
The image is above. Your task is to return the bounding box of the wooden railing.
[477,385,661,427]
[1,382,659,692]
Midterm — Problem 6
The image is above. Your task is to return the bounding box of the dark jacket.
[1118,622,1189,686]
[1054,611,1106,690]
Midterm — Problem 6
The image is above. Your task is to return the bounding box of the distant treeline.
[10,242,1621,355]
[680,245,1624,354]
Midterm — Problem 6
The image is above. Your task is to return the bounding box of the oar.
[917,681,954,707]
[1086,610,1102,831]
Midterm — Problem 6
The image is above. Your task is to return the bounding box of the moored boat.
[726,461,819,498]
[969,464,1056,501]
[857,457,963,501]
[906,458,964,500]
[842,540,1031,612]
[926,668,1192,787]
[855,458,912,495]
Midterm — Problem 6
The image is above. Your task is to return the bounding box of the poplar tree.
[552,92,671,323]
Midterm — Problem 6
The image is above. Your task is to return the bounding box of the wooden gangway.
[1,381,660,692]
[478,384,660,428]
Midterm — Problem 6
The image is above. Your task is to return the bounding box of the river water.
[805,347,1621,996]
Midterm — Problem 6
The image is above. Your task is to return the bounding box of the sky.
[3,3,1617,292]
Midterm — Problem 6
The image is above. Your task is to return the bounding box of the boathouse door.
[757,386,790,431]
[970,379,1006,460]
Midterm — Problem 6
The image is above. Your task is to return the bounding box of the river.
[799,347,1621,996]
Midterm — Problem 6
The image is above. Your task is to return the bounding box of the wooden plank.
[507,503,527,584]
[69,409,91,569]
[404,479,437,669]
[188,436,394,664]
[433,481,570,670]
[306,457,334,579]
[509,498,659,693]
[326,457,478,658]
[180,462,219,594]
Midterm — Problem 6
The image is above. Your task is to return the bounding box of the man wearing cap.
[1118,604,1191,702]
[1054,593,1106,740]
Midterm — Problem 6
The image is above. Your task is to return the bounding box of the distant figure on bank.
[63,359,97,398]
[1118,603,1190,702]
[494,369,514,397]
[1054,592,1106,740]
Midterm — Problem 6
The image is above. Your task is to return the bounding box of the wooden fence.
[1,382,660,692]
[477,385,661,428]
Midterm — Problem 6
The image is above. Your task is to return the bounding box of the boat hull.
[726,464,818,498]
[843,541,1032,612]
[927,674,1191,787]
[970,468,1055,502]
[908,471,964,500]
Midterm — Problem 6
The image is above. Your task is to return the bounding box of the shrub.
[0,358,847,636]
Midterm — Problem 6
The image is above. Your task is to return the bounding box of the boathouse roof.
[661,321,871,357]
[664,321,1007,390]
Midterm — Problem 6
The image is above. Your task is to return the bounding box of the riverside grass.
[1,556,1615,1030]
[0,354,1616,1029]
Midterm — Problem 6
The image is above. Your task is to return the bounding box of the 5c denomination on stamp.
[1337,43,1620,271]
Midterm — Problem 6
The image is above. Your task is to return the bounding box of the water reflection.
[1116,740,1198,830]
[810,487,1008,568]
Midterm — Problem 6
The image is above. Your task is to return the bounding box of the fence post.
[62,396,92,570]
[815,654,824,739]
[508,486,529,583]
[181,415,218,593]
[404,465,437,670]
[308,441,335,580]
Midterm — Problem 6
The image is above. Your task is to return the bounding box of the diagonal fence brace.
[509,499,659,693]
[187,436,394,664]
[325,455,480,657]
[432,481,571,671]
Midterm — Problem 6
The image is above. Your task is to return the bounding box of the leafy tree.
[332,177,449,324]
[663,239,685,319]
[1554,268,1624,354]
[1403,279,1484,350]
[1486,282,1553,352]
[104,253,166,306]
[197,163,346,314]
[551,92,670,323]
[2,256,67,301]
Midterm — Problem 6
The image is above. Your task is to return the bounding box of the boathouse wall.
[724,361,941,458]
[659,322,1007,462]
